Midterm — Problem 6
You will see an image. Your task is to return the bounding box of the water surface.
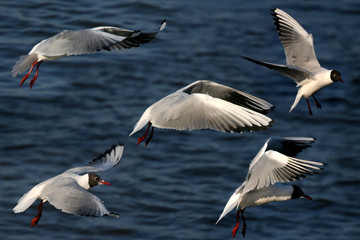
[1,0,359,239]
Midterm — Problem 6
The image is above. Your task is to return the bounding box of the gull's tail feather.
[290,91,302,112]
[12,53,38,78]
[13,189,38,213]
[216,191,240,225]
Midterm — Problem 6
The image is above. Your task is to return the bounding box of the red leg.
[20,60,38,87]
[137,122,152,145]
[145,126,154,147]
[31,200,44,228]
[29,61,43,89]
[312,95,322,109]
[232,209,241,238]
[232,209,247,238]
[306,99,313,116]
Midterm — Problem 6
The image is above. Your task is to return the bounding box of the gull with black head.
[13,144,124,227]
[243,8,343,115]
[216,137,325,238]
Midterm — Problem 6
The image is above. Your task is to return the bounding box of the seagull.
[129,80,274,146]
[215,137,324,238]
[12,20,166,89]
[13,144,124,227]
[243,8,343,115]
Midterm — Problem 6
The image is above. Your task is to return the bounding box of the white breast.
[299,69,333,98]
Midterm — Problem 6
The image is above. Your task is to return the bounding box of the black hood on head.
[291,185,305,199]
[88,173,102,188]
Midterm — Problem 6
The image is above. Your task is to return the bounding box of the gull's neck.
[75,174,91,190]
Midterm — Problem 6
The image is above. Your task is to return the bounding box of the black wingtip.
[269,105,276,112]
[242,55,252,62]
[242,55,261,65]
[270,8,282,34]
[88,143,125,165]
[271,9,277,18]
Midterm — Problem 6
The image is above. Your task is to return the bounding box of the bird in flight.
[13,144,124,227]
[243,8,343,115]
[216,137,325,238]
[12,20,166,89]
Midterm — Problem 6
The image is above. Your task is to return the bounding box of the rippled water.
[1,0,360,239]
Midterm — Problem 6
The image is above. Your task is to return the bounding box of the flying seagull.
[12,20,166,89]
[13,144,124,227]
[243,8,343,115]
[129,80,274,146]
[216,137,324,238]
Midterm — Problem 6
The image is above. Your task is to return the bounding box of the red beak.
[340,78,344,83]
[304,195,312,200]
[100,180,111,186]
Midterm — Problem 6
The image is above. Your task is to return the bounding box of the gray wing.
[42,177,110,217]
[32,29,131,56]
[243,56,313,83]
[243,136,323,193]
[31,20,166,57]
[272,8,321,71]
[66,144,124,174]
[181,80,273,114]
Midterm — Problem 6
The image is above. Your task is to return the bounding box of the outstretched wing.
[66,144,124,174]
[265,136,315,157]
[110,19,166,50]
[42,177,110,217]
[272,8,321,71]
[31,20,166,57]
[149,91,272,133]
[216,136,320,224]
[243,56,313,84]
[243,136,323,194]
[181,80,273,114]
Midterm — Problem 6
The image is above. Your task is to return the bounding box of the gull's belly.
[301,79,332,98]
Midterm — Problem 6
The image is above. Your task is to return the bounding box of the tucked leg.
[306,99,313,116]
[29,61,43,89]
[31,200,44,228]
[20,60,38,87]
[312,95,322,109]
[137,122,152,145]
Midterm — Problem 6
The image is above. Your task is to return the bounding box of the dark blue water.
[1,0,360,239]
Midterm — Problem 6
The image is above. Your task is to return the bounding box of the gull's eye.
[94,177,99,181]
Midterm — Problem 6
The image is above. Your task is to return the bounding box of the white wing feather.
[272,8,321,71]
